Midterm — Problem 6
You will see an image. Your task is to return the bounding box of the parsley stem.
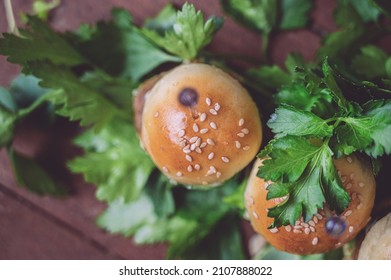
[4,0,20,36]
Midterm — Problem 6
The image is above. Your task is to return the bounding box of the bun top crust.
[358,213,391,259]
[141,63,262,186]
[245,155,376,255]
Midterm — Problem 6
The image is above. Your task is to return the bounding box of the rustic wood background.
[0,0,340,259]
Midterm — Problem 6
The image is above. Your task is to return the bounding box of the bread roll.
[140,63,262,186]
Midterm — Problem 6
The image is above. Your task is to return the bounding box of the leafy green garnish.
[221,0,313,57]
[97,179,245,259]
[9,148,67,196]
[68,120,155,203]
[259,59,391,227]
[142,3,222,60]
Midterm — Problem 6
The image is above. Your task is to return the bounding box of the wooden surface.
[0,0,337,259]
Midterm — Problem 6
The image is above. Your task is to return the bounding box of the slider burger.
[135,63,262,186]
[245,155,376,255]
[358,213,391,259]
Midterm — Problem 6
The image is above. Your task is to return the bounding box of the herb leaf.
[142,3,222,60]
[267,104,333,138]
[68,120,155,203]
[0,16,85,69]
[261,137,349,227]
[9,148,67,196]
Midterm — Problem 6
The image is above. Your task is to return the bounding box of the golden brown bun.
[245,154,376,255]
[358,213,391,259]
[141,63,262,186]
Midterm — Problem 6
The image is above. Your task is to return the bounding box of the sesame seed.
[194,164,200,171]
[359,182,365,188]
[241,128,249,134]
[357,203,363,210]
[195,147,202,154]
[195,138,201,147]
[200,128,208,134]
[154,112,159,118]
[310,226,315,233]
[200,142,207,148]
[221,156,230,163]
[285,225,292,232]
[190,143,196,151]
[313,216,319,224]
[187,165,193,172]
[235,141,241,149]
[253,212,259,219]
[269,228,279,233]
[183,147,191,154]
[237,132,245,138]
[358,194,363,201]
[350,173,355,180]
[239,118,244,126]
[243,146,250,151]
[209,108,218,115]
[189,136,199,143]
[304,228,310,235]
[341,176,347,183]
[302,223,309,228]
[210,122,217,129]
[338,170,341,177]
[346,183,352,189]
[193,123,199,132]
[352,192,357,200]
[178,129,185,137]
[349,226,354,233]
[186,155,193,162]
[207,138,215,145]
[347,156,353,163]
[162,166,168,173]
[200,113,207,122]
[176,172,182,177]
[216,172,221,178]
[295,221,301,226]
[179,141,186,148]
[293,229,302,234]
[312,237,319,245]
[208,152,215,160]
[206,97,211,106]
[214,103,221,111]
[294,225,303,230]
[344,210,352,217]
[210,166,217,173]
[308,221,316,227]
[316,213,323,220]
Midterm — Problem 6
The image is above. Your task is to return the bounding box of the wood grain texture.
[0,0,339,259]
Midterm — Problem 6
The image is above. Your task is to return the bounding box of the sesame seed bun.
[358,213,391,259]
[140,63,262,186]
[245,154,376,255]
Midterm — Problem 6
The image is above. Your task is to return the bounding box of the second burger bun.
[245,154,376,255]
[141,63,262,186]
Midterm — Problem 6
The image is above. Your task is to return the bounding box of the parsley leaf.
[267,104,333,138]
[372,0,391,18]
[98,179,245,259]
[0,98,15,147]
[279,0,313,29]
[68,119,155,203]
[29,62,128,131]
[351,45,390,79]
[261,137,349,227]
[142,3,223,60]
[9,148,67,196]
[0,16,85,69]
[340,0,381,22]
[68,9,181,81]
